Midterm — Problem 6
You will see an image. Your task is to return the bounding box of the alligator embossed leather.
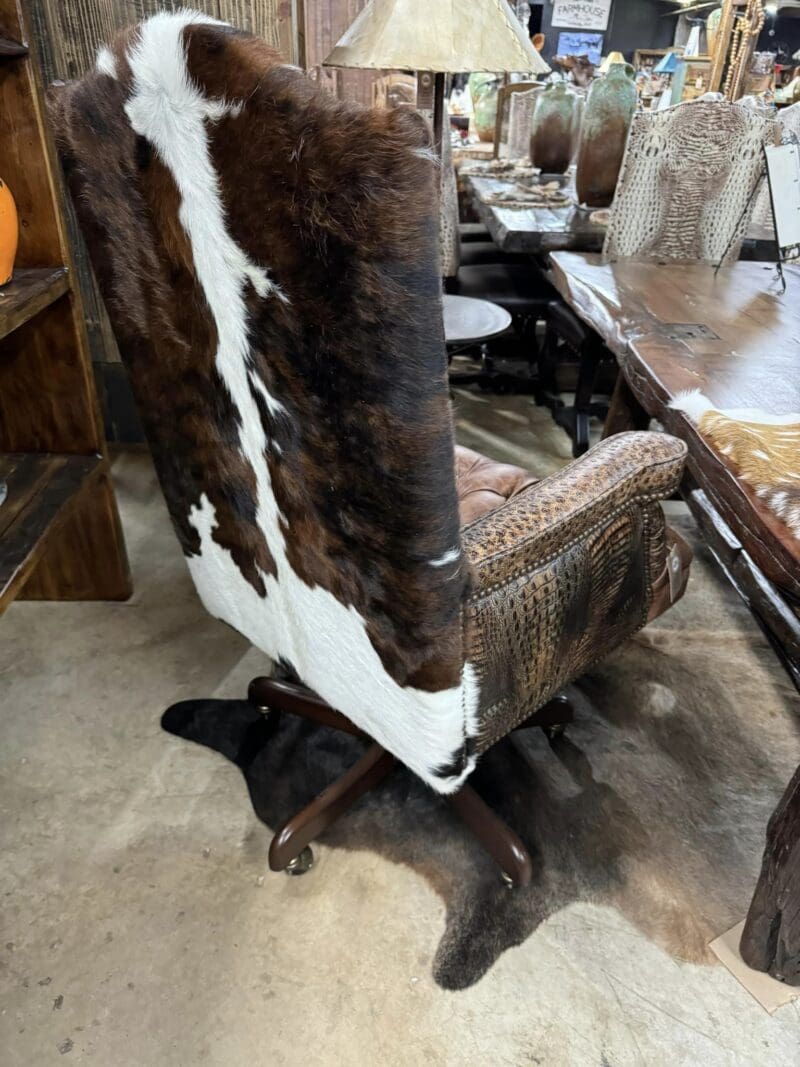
[672,390,800,540]
[604,99,777,267]
[50,11,691,864]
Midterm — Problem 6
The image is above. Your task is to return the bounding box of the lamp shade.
[323,0,550,75]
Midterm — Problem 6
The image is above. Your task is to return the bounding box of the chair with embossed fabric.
[52,11,692,886]
[545,98,778,457]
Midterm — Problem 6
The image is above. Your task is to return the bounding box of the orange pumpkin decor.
[0,178,19,286]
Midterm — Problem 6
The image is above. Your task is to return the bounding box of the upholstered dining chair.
[544,97,778,456]
[603,98,777,267]
[52,11,692,887]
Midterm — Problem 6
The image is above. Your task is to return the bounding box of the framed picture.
[551,0,612,32]
[557,31,604,65]
[673,57,713,102]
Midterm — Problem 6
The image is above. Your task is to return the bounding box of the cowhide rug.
[163,508,800,990]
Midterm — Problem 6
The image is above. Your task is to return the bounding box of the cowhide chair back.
[604,99,778,267]
[51,10,473,792]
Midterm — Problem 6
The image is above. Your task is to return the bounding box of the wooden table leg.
[740,764,800,985]
[603,374,650,438]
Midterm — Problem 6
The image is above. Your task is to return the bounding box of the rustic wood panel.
[0,267,68,341]
[304,0,363,66]
[0,452,102,610]
[218,0,286,52]
[116,0,220,33]
[22,466,131,601]
[303,0,382,104]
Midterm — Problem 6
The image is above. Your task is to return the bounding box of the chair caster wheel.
[284,846,314,876]
[543,723,566,741]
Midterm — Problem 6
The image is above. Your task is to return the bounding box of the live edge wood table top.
[549,253,800,605]
[462,174,606,255]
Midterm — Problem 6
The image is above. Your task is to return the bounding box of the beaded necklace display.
[724,0,766,100]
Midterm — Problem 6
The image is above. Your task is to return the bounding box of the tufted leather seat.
[455,445,538,525]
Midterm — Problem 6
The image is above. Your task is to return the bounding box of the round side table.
[443,294,512,346]
[442,294,512,388]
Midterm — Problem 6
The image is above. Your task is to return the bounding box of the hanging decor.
[708,0,767,100]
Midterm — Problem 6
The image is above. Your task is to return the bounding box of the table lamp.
[323,0,549,154]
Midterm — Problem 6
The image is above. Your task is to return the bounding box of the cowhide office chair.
[53,12,692,886]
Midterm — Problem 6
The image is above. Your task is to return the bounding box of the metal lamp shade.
[323,0,550,74]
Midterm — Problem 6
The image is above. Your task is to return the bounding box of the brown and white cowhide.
[51,11,479,792]
[672,390,800,540]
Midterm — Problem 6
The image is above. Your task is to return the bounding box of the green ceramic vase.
[575,63,637,208]
[469,73,500,142]
[529,82,581,175]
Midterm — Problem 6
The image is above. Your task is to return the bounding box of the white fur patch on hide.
[123,10,479,792]
[96,46,117,79]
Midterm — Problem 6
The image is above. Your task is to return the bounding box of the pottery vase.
[575,63,637,208]
[0,178,18,286]
[529,82,581,175]
[469,73,500,142]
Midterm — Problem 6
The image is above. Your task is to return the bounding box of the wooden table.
[549,252,800,688]
[550,251,800,986]
[462,173,606,255]
[463,171,777,261]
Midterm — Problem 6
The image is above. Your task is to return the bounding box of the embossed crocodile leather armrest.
[461,431,687,588]
[462,432,690,752]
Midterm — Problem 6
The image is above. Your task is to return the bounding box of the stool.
[443,294,513,390]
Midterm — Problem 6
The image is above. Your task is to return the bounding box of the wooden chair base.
[247,676,574,887]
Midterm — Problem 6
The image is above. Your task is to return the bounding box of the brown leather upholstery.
[647,527,692,622]
[456,445,538,524]
[459,432,692,752]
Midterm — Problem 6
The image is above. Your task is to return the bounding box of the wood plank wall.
[29,1,291,80]
[303,0,383,106]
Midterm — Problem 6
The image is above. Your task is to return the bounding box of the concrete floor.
[2,397,799,1065]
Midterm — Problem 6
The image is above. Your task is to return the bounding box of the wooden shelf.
[0,452,101,611]
[0,35,27,57]
[0,267,69,342]
[0,0,130,607]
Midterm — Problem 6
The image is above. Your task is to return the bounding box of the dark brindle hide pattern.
[51,12,474,791]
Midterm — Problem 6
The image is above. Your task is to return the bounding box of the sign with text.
[552,0,612,31]
[765,142,800,261]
